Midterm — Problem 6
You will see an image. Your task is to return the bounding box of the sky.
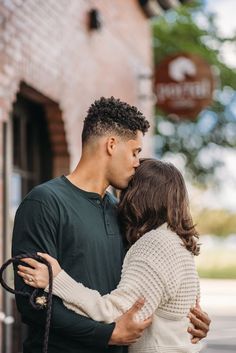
[203,1,236,211]
[185,1,236,212]
[205,0,236,69]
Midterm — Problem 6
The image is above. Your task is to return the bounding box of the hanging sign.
[154,53,215,119]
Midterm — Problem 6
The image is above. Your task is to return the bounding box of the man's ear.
[106,136,118,156]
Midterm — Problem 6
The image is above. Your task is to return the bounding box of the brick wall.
[0,121,3,339]
[0,0,153,161]
[0,0,153,348]
[0,122,2,254]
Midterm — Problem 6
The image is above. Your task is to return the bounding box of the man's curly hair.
[82,97,150,144]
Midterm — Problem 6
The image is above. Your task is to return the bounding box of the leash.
[0,253,53,353]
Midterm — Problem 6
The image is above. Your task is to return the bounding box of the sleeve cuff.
[93,321,116,348]
[45,270,84,304]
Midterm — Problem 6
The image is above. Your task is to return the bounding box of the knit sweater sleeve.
[49,246,175,323]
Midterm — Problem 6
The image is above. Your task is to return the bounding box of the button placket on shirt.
[91,196,115,236]
[103,197,115,236]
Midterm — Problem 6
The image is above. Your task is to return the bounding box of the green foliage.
[196,249,236,279]
[153,1,236,183]
[197,266,236,279]
[195,209,236,236]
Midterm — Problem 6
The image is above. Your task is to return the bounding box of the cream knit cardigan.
[49,223,202,353]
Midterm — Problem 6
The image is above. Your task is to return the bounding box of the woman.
[18,159,202,353]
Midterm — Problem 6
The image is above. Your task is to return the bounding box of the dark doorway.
[12,94,53,197]
[2,83,69,353]
[2,91,53,353]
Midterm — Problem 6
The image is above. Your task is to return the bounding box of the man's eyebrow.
[135,147,142,153]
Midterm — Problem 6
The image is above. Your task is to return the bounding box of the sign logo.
[154,53,215,119]
[168,57,196,82]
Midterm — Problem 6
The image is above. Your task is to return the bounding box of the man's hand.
[188,300,211,344]
[109,299,152,346]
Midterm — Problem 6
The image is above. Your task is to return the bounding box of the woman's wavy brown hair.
[118,158,200,255]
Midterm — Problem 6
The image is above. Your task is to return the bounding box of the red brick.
[0,2,153,347]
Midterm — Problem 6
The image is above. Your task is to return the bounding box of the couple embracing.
[13,97,210,353]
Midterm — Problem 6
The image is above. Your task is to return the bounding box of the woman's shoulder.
[127,223,178,260]
[137,223,177,246]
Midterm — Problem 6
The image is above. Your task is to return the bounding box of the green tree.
[153,1,236,184]
[195,208,236,236]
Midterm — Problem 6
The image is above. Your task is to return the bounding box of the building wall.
[0,0,154,345]
[0,0,153,161]
[0,118,4,345]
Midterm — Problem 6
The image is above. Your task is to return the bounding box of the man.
[12,97,210,353]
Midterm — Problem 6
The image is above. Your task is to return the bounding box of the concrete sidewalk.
[200,279,236,316]
[200,279,236,352]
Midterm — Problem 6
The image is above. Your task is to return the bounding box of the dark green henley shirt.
[12,175,127,353]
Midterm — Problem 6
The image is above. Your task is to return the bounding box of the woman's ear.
[106,136,118,156]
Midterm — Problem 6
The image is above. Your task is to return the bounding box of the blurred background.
[0,0,235,352]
